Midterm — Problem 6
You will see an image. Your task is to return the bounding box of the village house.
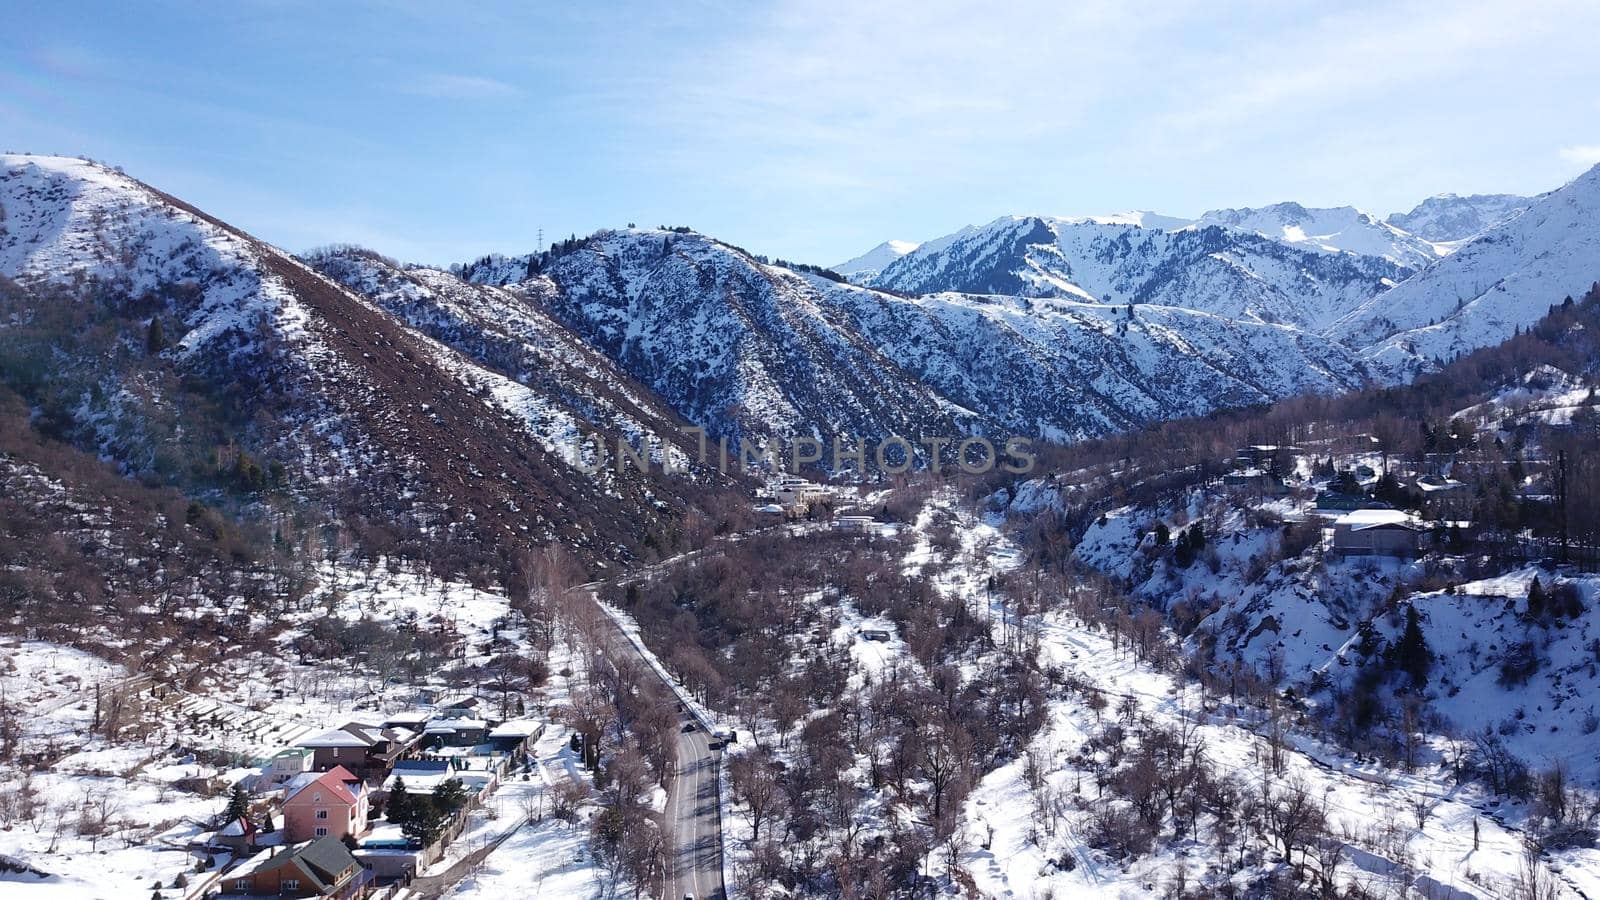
[297,722,418,779]
[1414,474,1474,519]
[224,836,370,898]
[1223,468,1289,496]
[282,766,371,843]
[1331,509,1428,557]
[1234,445,1302,474]
[486,719,543,756]
[774,477,832,510]
[422,709,489,749]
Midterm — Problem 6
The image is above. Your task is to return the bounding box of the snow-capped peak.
[1195,201,1441,269]
[869,211,1410,330]
[832,239,921,284]
[1385,191,1534,243]
[1064,210,1194,230]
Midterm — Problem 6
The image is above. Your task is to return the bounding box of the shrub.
[1498,641,1542,688]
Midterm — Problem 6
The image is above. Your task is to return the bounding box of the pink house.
[281,766,370,843]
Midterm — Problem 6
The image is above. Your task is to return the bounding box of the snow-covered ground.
[0,562,602,899]
[1455,365,1598,429]
[925,498,1600,899]
[440,720,607,899]
[0,642,247,899]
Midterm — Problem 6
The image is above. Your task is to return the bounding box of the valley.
[2,150,1599,900]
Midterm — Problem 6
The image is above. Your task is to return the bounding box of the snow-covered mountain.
[833,239,919,284]
[8,151,1593,492]
[1332,163,1600,378]
[305,247,701,469]
[868,214,1411,331]
[0,154,722,564]
[1194,202,1441,269]
[1386,191,1533,243]
[462,228,1373,446]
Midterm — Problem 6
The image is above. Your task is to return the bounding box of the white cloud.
[1559,145,1600,167]
[407,74,520,99]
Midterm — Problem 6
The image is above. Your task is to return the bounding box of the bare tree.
[729,749,785,846]
[1512,838,1562,900]
[1259,775,1325,873]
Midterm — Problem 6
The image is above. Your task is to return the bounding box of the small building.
[263,748,316,788]
[1234,445,1302,474]
[1315,491,1370,512]
[282,766,370,843]
[833,515,880,534]
[382,760,495,803]
[1223,469,1288,495]
[379,711,432,733]
[224,837,370,898]
[353,846,422,883]
[213,816,260,855]
[486,719,543,756]
[1331,509,1427,557]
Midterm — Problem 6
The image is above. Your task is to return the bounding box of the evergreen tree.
[433,777,471,815]
[1527,576,1546,619]
[223,785,250,824]
[387,777,412,825]
[1331,470,1363,496]
[1173,527,1198,567]
[1554,582,1585,620]
[400,796,448,847]
[1393,605,1432,688]
[146,316,166,354]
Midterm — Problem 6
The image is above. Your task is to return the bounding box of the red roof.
[284,765,363,807]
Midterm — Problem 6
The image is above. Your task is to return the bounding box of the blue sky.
[5,0,1599,266]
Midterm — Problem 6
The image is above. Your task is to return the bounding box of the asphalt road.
[665,718,724,900]
[584,583,726,900]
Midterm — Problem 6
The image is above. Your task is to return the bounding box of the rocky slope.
[0,155,726,569]
[462,228,1374,447]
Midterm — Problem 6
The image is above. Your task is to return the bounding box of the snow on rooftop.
[297,727,372,748]
[1336,508,1423,530]
[486,719,542,739]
